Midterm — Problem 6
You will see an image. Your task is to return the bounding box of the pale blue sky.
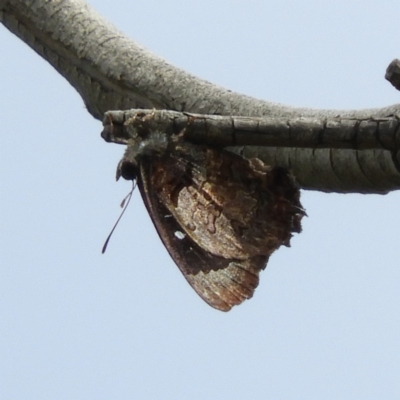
[1,1,400,399]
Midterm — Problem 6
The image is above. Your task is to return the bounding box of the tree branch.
[103,109,400,151]
[102,110,400,194]
[2,0,400,193]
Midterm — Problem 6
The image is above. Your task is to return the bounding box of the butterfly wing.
[117,136,303,311]
[138,161,269,312]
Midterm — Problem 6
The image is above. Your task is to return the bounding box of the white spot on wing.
[174,231,186,240]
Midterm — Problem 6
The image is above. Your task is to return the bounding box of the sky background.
[1,1,400,399]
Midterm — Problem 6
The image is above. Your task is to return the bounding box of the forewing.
[138,162,268,312]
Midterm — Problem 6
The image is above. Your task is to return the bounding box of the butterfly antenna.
[102,182,136,254]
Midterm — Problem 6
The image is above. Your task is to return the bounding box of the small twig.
[102,109,400,152]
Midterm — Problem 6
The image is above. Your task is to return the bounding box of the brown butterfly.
[102,112,304,311]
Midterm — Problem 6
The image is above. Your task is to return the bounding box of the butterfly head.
[116,130,169,182]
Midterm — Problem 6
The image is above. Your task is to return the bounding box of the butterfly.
[102,111,304,311]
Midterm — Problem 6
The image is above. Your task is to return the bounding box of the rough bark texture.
[102,109,400,151]
[103,110,400,194]
[2,0,400,193]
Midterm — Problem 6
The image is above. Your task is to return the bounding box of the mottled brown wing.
[137,162,269,312]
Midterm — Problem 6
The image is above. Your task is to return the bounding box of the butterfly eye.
[118,160,138,181]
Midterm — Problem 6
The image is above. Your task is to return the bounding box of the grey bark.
[103,109,400,152]
[2,0,400,193]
